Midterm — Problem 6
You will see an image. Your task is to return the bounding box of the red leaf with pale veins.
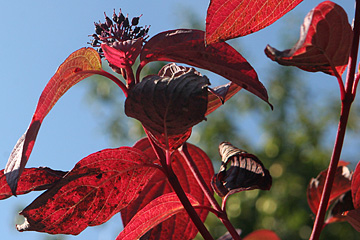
[121,138,213,240]
[243,229,281,240]
[206,0,303,44]
[138,29,270,106]
[16,147,158,235]
[0,167,67,200]
[265,1,352,76]
[307,161,352,215]
[352,160,360,209]
[5,48,102,195]
[117,193,199,240]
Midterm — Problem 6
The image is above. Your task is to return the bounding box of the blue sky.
[0,1,356,240]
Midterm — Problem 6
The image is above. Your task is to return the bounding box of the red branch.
[309,0,360,239]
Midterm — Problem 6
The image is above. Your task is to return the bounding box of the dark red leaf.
[16,147,158,235]
[126,63,209,150]
[346,208,360,232]
[352,160,360,209]
[5,48,102,195]
[243,229,281,240]
[325,191,354,225]
[206,0,303,44]
[265,1,352,76]
[307,161,352,215]
[121,138,213,240]
[117,193,199,240]
[212,142,272,198]
[0,167,67,200]
[138,29,270,106]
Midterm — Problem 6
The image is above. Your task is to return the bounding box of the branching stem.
[310,1,360,239]
[179,143,241,240]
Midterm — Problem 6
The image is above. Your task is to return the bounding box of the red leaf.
[243,229,281,240]
[0,167,66,200]
[265,1,352,76]
[138,29,270,106]
[5,48,102,195]
[307,162,352,215]
[207,82,242,116]
[352,160,360,209]
[117,193,199,240]
[16,147,158,235]
[206,0,303,44]
[101,39,143,68]
[121,138,214,240]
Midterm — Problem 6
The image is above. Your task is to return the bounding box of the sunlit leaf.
[0,167,66,200]
[5,48,102,195]
[206,0,303,44]
[16,147,158,235]
[138,29,270,106]
[117,193,199,240]
[212,142,272,198]
[265,1,352,76]
[126,63,209,150]
[207,82,242,116]
[307,161,352,215]
[243,229,281,240]
[121,138,213,240]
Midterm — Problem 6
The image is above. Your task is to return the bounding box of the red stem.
[310,1,360,239]
[145,134,214,240]
[77,70,128,97]
[179,143,241,240]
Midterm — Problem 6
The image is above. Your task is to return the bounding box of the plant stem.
[310,1,360,239]
[180,143,241,240]
[146,134,214,240]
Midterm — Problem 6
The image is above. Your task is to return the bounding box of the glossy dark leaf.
[16,147,158,235]
[0,167,67,200]
[126,63,209,150]
[265,1,352,76]
[121,138,213,240]
[307,161,352,215]
[325,191,354,225]
[206,0,303,44]
[5,48,102,195]
[117,193,199,240]
[243,229,281,240]
[138,29,271,106]
[212,142,272,198]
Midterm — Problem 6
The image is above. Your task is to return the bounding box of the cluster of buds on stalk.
[88,9,150,80]
[90,9,149,55]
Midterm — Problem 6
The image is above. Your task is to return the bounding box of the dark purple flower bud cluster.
[89,9,149,56]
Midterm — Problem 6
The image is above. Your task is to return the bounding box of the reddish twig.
[310,1,360,239]
[179,143,241,240]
